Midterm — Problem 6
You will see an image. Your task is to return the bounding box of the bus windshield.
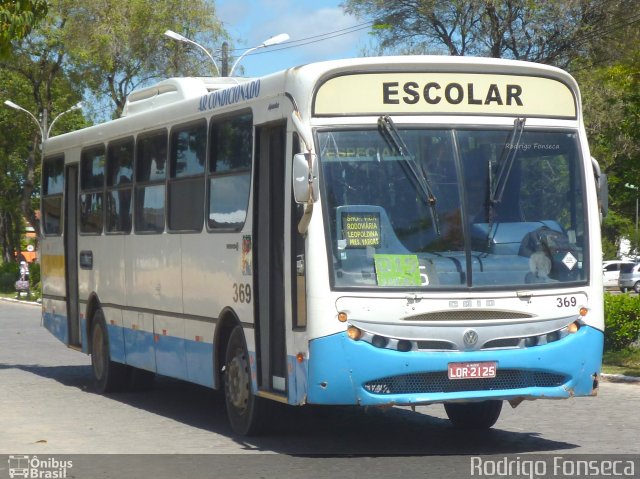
[318,127,587,290]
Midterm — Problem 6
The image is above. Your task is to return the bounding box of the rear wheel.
[91,309,129,393]
[634,281,640,294]
[620,287,628,293]
[224,326,270,435]
[444,400,503,429]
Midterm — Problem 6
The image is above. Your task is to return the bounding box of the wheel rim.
[92,324,105,380]
[226,349,250,412]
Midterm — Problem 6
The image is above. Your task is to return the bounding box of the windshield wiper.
[378,115,440,236]
[486,117,526,249]
[490,118,526,204]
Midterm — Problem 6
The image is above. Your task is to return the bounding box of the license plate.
[448,361,497,380]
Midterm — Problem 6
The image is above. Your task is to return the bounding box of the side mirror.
[592,157,608,218]
[293,152,319,203]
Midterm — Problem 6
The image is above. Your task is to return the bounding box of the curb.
[600,373,640,384]
[0,297,41,307]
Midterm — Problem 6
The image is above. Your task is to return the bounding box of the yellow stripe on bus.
[41,254,65,277]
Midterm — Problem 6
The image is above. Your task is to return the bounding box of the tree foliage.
[344,0,611,67]
[572,5,640,257]
[0,0,48,57]
[61,0,225,117]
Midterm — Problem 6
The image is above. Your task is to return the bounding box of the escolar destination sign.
[313,72,577,118]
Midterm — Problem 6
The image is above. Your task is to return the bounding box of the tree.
[62,0,226,117]
[343,0,612,67]
[571,5,640,256]
[0,0,48,57]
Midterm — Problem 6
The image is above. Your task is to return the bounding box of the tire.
[224,326,270,436]
[620,287,628,293]
[444,400,503,429]
[90,309,130,393]
[634,281,640,294]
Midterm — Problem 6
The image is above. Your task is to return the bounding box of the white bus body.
[41,56,603,434]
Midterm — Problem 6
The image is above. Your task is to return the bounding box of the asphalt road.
[0,300,638,478]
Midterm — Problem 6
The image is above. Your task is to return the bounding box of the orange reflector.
[568,322,580,333]
[579,307,588,317]
[338,312,348,322]
[296,353,305,363]
[347,326,362,340]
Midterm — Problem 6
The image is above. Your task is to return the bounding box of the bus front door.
[254,122,287,394]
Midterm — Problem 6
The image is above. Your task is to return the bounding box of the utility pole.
[221,42,229,77]
[625,183,639,259]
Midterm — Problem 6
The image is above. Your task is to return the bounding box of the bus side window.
[79,145,106,235]
[106,137,134,234]
[168,120,206,232]
[42,155,65,236]
[208,112,252,230]
[135,130,167,233]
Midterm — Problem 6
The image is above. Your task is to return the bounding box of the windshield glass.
[318,127,587,289]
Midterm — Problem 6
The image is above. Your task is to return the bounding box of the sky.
[215,0,373,77]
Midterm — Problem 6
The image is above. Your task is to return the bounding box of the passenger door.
[64,164,80,346]
[254,122,288,394]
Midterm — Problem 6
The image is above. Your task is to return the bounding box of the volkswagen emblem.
[463,329,479,348]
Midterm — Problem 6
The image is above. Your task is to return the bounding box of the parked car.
[618,262,640,293]
[603,260,635,289]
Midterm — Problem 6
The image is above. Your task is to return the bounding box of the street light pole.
[164,30,221,76]
[47,102,83,138]
[625,183,639,259]
[164,30,289,78]
[4,99,83,142]
[229,33,290,76]
[4,100,43,138]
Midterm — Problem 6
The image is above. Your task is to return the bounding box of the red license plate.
[448,361,497,380]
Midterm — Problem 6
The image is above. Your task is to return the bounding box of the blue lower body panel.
[307,326,603,406]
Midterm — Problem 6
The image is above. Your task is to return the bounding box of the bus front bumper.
[306,325,603,406]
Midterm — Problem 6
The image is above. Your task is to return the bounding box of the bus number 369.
[233,283,252,303]
[556,296,577,308]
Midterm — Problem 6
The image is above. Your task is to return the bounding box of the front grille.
[404,310,534,321]
[363,370,566,395]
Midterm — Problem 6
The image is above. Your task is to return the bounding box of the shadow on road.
[0,362,579,456]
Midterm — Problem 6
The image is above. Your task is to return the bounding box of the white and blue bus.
[40,56,604,435]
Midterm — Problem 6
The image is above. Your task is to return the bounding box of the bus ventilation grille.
[363,370,566,395]
[404,310,534,321]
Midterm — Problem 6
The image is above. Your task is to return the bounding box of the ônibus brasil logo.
[8,456,72,479]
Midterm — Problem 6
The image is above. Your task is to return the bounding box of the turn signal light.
[338,312,348,323]
[347,326,362,340]
[579,307,588,317]
[568,321,580,334]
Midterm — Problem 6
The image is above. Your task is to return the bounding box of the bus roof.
[43,55,581,154]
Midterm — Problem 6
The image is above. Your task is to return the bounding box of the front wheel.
[633,281,640,294]
[224,326,271,435]
[444,400,503,429]
[91,309,129,393]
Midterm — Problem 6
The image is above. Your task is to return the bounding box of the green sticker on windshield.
[374,254,421,286]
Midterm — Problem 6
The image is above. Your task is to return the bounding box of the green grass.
[602,348,640,377]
